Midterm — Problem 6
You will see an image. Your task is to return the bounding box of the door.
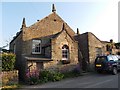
[36,62,43,71]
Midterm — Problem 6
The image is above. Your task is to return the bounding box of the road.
[19,72,119,89]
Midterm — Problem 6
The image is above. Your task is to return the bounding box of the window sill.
[61,60,70,64]
[31,52,41,54]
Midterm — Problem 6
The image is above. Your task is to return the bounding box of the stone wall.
[75,32,107,71]
[44,30,78,72]
[22,13,75,42]
[22,13,75,56]
[2,70,18,86]
[9,12,78,81]
[74,33,89,71]
[88,32,106,70]
[9,32,23,70]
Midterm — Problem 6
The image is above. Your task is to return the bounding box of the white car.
[116,55,120,60]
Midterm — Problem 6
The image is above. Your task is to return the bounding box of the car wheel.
[112,67,117,75]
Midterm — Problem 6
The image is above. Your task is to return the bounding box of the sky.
[0,0,119,49]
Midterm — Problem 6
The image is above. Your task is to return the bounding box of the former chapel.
[10,4,118,81]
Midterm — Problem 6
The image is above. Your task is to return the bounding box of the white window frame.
[32,39,41,54]
[62,45,69,60]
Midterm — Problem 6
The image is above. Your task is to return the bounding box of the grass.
[1,84,21,90]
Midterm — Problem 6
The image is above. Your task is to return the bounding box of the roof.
[32,24,77,42]
[76,32,103,43]
[25,57,53,62]
[52,24,76,42]
[10,30,22,44]
[26,12,75,39]
[10,12,76,44]
[101,41,110,43]
[33,31,61,40]
[24,55,53,62]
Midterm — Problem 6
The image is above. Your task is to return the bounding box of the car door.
[116,55,120,69]
[118,57,120,69]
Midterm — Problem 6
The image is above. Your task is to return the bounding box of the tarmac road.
[18,72,119,89]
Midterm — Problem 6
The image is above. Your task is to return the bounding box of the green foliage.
[2,84,21,90]
[115,43,120,49]
[2,53,16,71]
[39,70,64,83]
[26,70,39,85]
[63,69,82,79]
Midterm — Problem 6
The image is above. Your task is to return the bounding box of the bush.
[49,71,64,81]
[39,70,64,83]
[26,69,39,85]
[63,68,82,78]
[2,53,16,71]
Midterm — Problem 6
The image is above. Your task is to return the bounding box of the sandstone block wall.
[44,30,78,71]
[87,32,106,70]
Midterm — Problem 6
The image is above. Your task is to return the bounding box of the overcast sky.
[0,0,119,49]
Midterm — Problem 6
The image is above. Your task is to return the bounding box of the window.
[96,56,107,62]
[62,45,69,60]
[96,48,102,57]
[32,40,41,54]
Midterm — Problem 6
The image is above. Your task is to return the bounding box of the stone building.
[115,43,120,55]
[9,4,119,81]
[9,4,78,81]
[75,32,118,71]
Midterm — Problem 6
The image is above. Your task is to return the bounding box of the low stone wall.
[2,70,18,86]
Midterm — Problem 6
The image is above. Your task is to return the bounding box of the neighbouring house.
[75,32,119,71]
[9,4,78,81]
[115,42,120,55]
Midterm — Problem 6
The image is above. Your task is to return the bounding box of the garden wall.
[2,70,18,86]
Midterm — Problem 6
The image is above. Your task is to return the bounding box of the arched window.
[62,45,69,60]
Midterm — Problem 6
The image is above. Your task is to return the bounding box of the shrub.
[39,70,49,83]
[39,70,64,83]
[49,71,64,81]
[63,66,82,79]
[2,53,16,71]
[26,69,39,85]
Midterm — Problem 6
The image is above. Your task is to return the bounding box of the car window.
[107,55,118,61]
[107,55,113,61]
[112,56,118,61]
[96,56,107,62]
[116,55,120,60]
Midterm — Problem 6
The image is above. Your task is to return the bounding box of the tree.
[115,43,120,49]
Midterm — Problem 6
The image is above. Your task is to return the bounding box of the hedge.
[2,53,16,71]
[39,70,64,83]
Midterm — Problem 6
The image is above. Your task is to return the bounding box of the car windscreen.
[107,55,118,61]
[95,56,107,62]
